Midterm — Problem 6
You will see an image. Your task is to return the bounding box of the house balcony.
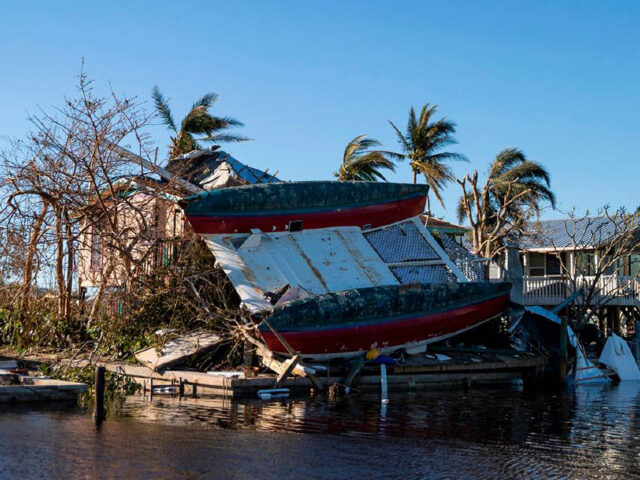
[523,275,640,308]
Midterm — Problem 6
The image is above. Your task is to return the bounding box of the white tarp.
[599,334,640,381]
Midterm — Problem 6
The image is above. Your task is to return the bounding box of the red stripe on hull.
[260,294,509,357]
[186,196,426,234]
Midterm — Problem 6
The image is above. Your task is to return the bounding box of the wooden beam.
[246,326,324,391]
[109,143,204,195]
[274,354,301,388]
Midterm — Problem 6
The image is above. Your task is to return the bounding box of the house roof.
[520,215,640,251]
[92,176,182,204]
[420,215,468,234]
[166,147,279,190]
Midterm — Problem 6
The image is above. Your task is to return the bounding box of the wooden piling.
[93,366,106,425]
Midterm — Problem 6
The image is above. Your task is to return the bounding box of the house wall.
[77,194,186,289]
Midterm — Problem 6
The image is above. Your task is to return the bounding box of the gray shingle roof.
[521,216,639,250]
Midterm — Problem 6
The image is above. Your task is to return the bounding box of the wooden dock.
[0,377,88,403]
[105,351,546,398]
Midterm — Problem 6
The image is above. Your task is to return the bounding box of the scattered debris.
[135,331,222,372]
[599,334,640,381]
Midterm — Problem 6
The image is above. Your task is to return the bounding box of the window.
[288,220,303,232]
[630,255,640,277]
[546,254,562,276]
[90,226,102,272]
[575,252,596,276]
[528,253,545,277]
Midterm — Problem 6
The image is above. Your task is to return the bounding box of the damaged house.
[77,148,278,295]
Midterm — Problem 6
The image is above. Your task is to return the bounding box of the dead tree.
[0,69,168,343]
[457,171,538,259]
[0,69,240,353]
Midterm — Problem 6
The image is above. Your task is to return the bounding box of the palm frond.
[152,86,177,133]
[388,121,410,158]
[191,92,219,110]
[456,192,474,223]
[336,135,396,182]
[201,133,251,143]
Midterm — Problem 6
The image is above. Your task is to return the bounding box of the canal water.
[1,383,640,479]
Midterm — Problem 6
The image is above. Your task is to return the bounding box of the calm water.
[1,384,640,479]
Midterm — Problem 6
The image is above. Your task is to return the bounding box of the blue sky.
[1,1,639,222]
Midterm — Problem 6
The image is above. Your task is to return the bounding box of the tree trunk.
[64,212,74,322]
[54,207,67,319]
[18,202,48,314]
[88,263,114,329]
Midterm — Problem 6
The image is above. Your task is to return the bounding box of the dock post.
[192,382,198,398]
[380,364,388,404]
[179,378,184,398]
[93,366,106,426]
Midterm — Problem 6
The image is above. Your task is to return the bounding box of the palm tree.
[457,148,556,257]
[334,135,398,182]
[152,86,249,159]
[485,148,555,215]
[390,104,467,213]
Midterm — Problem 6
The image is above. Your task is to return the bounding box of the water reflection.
[118,389,569,443]
[2,385,640,479]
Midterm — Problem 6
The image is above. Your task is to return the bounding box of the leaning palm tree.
[456,148,556,257]
[152,86,249,159]
[390,104,467,213]
[334,135,398,182]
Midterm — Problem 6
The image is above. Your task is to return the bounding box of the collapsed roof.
[201,217,469,312]
[166,147,280,191]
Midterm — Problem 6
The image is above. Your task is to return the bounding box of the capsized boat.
[179,181,429,234]
[258,282,511,359]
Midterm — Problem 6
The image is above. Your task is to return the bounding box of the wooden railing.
[140,239,185,277]
[523,275,640,307]
[523,277,568,305]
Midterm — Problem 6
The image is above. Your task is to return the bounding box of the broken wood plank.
[258,321,324,391]
[247,327,324,391]
[261,319,296,356]
[134,331,221,372]
[274,354,301,388]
